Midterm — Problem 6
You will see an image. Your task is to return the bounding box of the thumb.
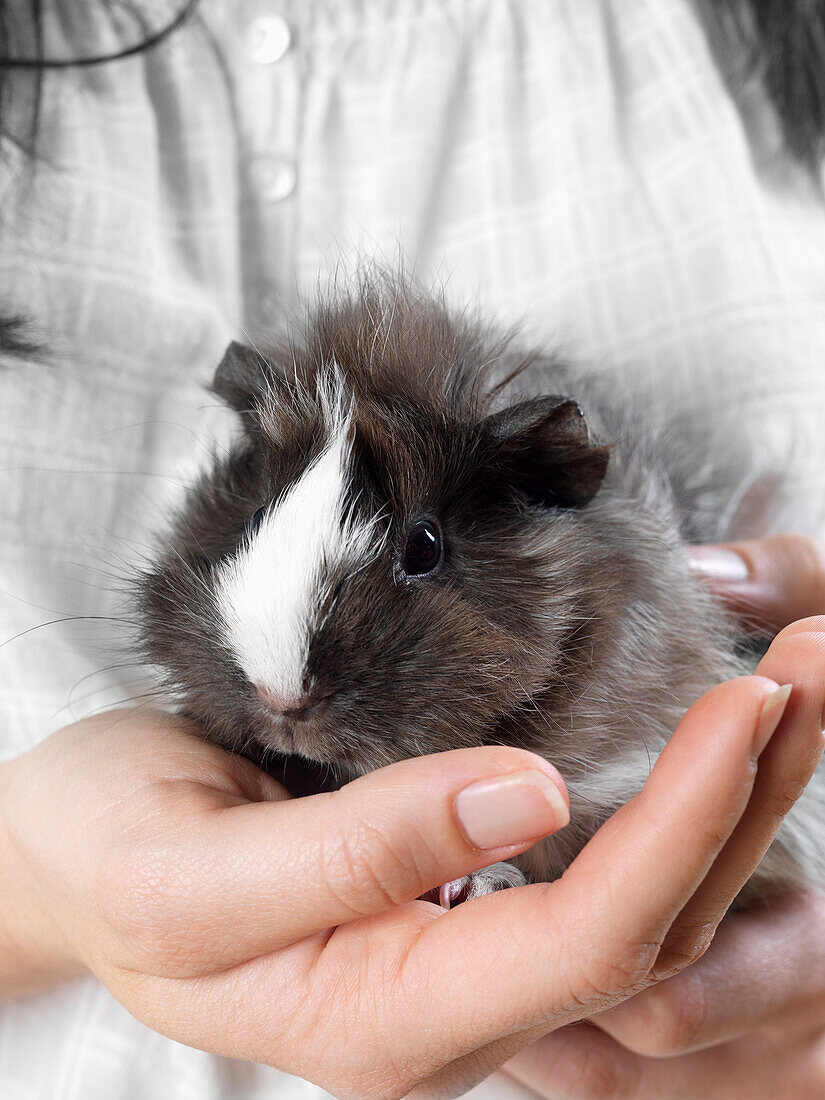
[689,534,825,635]
[113,746,569,976]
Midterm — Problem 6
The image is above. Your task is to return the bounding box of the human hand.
[1,639,820,1100]
[689,533,825,635]
[504,890,825,1100]
[504,534,825,1100]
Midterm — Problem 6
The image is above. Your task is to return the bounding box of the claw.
[437,863,527,909]
[439,878,470,909]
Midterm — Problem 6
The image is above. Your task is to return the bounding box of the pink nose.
[255,684,332,721]
[255,685,296,713]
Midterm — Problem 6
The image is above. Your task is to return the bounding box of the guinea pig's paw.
[438,862,527,909]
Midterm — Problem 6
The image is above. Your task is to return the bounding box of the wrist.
[0,754,87,999]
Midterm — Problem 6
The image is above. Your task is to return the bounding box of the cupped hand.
[505,533,825,1100]
[1,634,821,1100]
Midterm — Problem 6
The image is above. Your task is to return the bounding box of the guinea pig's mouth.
[257,708,401,773]
[260,715,324,759]
[254,703,358,767]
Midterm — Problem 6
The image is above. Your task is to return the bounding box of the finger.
[594,890,825,1059]
[99,745,570,975]
[504,1024,641,1099]
[505,1022,825,1100]
[689,534,825,634]
[515,677,788,1006]
[596,623,825,1055]
[648,628,825,977]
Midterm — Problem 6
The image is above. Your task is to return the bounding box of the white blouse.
[1,0,824,1096]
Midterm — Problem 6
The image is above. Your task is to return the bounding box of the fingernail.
[454,769,570,851]
[753,683,792,755]
[688,546,749,582]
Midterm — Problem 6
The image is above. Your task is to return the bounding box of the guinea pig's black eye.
[249,505,267,535]
[402,518,443,576]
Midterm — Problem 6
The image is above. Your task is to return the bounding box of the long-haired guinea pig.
[136,280,825,906]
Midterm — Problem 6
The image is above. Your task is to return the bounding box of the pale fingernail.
[754,683,792,755]
[688,546,749,582]
[454,769,570,850]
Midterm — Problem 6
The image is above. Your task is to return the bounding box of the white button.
[243,12,291,64]
[249,155,297,202]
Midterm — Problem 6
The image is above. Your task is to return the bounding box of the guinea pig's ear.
[211,341,281,415]
[484,396,608,507]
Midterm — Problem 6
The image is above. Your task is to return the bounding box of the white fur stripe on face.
[216,414,375,704]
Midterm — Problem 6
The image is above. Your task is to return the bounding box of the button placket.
[235,1,300,330]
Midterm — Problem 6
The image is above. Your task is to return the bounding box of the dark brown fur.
[136,281,825,898]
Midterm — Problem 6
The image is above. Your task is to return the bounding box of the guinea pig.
[136,279,825,906]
